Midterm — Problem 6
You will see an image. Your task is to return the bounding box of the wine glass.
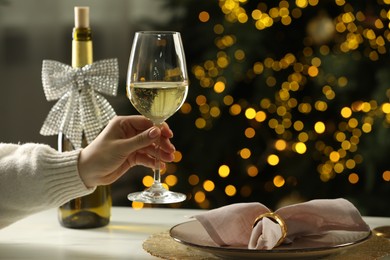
[126,31,188,204]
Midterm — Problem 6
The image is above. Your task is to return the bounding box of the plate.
[169,220,371,259]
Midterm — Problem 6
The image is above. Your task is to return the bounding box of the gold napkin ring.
[252,212,288,247]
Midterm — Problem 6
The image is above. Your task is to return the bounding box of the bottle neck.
[72,27,93,68]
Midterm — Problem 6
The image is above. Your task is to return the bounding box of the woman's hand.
[78,115,175,188]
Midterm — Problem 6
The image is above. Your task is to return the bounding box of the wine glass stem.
[153,124,163,184]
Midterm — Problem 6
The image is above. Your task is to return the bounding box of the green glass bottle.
[58,6,111,229]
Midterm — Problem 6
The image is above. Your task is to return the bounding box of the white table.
[0,207,203,259]
[0,207,388,259]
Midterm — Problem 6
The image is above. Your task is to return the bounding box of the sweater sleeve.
[0,143,95,229]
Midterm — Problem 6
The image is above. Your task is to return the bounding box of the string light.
[131,0,390,209]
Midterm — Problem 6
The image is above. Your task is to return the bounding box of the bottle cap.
[74,6,89,28]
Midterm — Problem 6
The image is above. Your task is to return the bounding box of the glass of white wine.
[126,31,188,204]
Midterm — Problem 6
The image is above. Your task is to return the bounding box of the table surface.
[0,207,388,259]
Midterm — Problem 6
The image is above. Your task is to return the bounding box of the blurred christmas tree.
[137,0,390,215]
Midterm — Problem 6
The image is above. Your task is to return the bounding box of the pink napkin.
[194,198,370,250]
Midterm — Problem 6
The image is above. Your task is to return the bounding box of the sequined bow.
[40,59,119,149]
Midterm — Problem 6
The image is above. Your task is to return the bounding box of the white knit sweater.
[0,143,94,229]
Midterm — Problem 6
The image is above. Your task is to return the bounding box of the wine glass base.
[128,184,186,204]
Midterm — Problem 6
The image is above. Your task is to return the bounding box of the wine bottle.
[58,6,112,229]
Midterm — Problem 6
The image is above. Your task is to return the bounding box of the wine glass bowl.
[126,31,188,204]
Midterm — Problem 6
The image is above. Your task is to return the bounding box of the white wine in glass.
[126,31,188,203]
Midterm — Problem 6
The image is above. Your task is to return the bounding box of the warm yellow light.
[308,0,319,6]
[164,175,177,187]
[342,12,355,23]
[275,139,287,151]
[142,175,154,187]
[294,142,307,154]
[275,124,285,135]
[188,174,199,186]
[345,159,356,169]
[276,106,287,116]
[255,111,267,122]
[245,108,257,119]
[348,173,359,184]
[199,104,210,114]
[195,118,206,129]
[383,171,390,181]
[217,57,229,68]
[247,165,258,177]
[199,11,210,22]
[252,9,262,20]
[204,60,215,70]
[218,165,230,178]
[348,118,359,128]
[266,76,277,87]
[230,104,242,115]
[335,131,346,142]
[203,180,215,192]
[382,103,390,113]
[362,123,372,133]
[314,121,326,134]
[267,154,279,166]
[293,120,304,131]
[279,89,290,101]
[319,45,330,55]
[273,175,285,187]
[234,49,245,60]
[298,103,312,113]
[210,106,221,118]
[335,0,346,6]
[268,118,278,128]
[290,81,299,91]
[196,95,207,105]
[194,191,206,203]
[214,81,225,93]
[225,185,237,196]
[279,7,289,18]
[338,76,348,87]
[341,107,352,118]
[213,24,224,34]
[282,118,292,129]
[237,13,248,23]
[132,201,144,210]
[361,102,372,112]
[173,151,182,163]
[315,101,327,111]
[253,62,264,74]
[291,8,302,18]
[298,132,309,142]
[223,95,234,105]
[260,98,271,108]
[240,148,251,159]
[365,29,376,40]
[180,102,192,114]
[308,66,319,77]
[334,162,344,173]
[193,66,205,78]
[269,7,279,18]
[244,127,256,138]
[329,151,340,162]
[296,0,308,8]
[350,135,359,145]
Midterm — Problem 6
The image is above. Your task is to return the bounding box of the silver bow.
[40,59,119,149]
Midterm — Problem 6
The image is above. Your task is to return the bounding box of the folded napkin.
[194,198,370,250]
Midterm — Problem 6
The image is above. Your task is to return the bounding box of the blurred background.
[1,0,389,216]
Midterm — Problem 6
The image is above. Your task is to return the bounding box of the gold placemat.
[143,231,390,260]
